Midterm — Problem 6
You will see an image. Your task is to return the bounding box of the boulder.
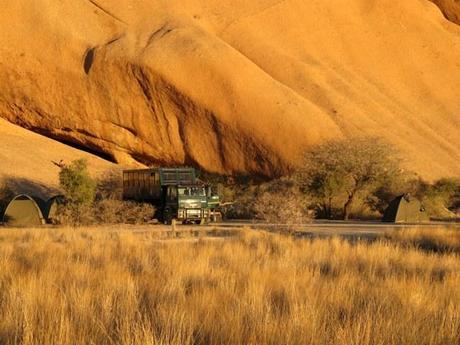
[0,0,459,179]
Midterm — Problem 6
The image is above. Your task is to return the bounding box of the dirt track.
[116,220,460,241]
[1,220,458,241]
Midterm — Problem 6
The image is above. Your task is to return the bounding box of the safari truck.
[122,168,212,224]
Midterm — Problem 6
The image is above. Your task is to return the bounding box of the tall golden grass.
[385,227,460,253]
[0,228,459,345]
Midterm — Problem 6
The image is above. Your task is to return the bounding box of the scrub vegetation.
[215,138,460,222]
[54,160,155,226]
[0,228,459,345]
[2,138,458,225]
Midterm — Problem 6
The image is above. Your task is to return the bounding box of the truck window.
[189,187,205,196]
[167,187,178,201]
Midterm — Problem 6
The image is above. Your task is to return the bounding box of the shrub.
[55,165,155,226]
[254,178,309,229]
[96,168,123,200]
[423,178,460,219]
[59,159,96,205]
[254,191,306,226]
[217,176,261,220]
[94,199,155,225]
[55,202,95,227]
[55,200,155,226]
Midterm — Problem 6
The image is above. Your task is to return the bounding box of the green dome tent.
[382,194,429,223]
[2,194,46,227]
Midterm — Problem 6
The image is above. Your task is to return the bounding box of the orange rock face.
[0,1,459,179]
[431,0,460,24]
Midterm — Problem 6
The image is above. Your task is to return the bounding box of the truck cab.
[162,185,210,224]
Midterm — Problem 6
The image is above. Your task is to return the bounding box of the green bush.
[59,159,96,205]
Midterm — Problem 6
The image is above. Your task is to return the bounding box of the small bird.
[51,159,66,168]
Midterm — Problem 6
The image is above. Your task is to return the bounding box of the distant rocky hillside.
[0,0,459,179]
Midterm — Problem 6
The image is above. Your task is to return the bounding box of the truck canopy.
[159,168,196,185]
[122,168,198,202]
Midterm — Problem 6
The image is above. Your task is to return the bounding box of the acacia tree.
[297,137,401,220]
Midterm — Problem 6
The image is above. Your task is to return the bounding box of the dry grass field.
[385,227,460,254]
[0,228,459,345]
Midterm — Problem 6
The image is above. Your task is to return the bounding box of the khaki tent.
[382,194,429,223]
[2,194,46,227]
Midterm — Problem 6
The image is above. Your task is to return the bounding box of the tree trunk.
[321,201,328,219]
[343,193,355,220]
[322,198,333,219]
[327,197,333,219]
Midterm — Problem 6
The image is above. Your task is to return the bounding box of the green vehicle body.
[122,168,220,224]
[206,186,223,222]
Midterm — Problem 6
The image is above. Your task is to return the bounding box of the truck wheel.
[215,213,223,223]
[199,218,209,225]
[211,212,223,223]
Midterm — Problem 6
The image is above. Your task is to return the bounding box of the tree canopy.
[297,137,401,220]
[59,159,96,205]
